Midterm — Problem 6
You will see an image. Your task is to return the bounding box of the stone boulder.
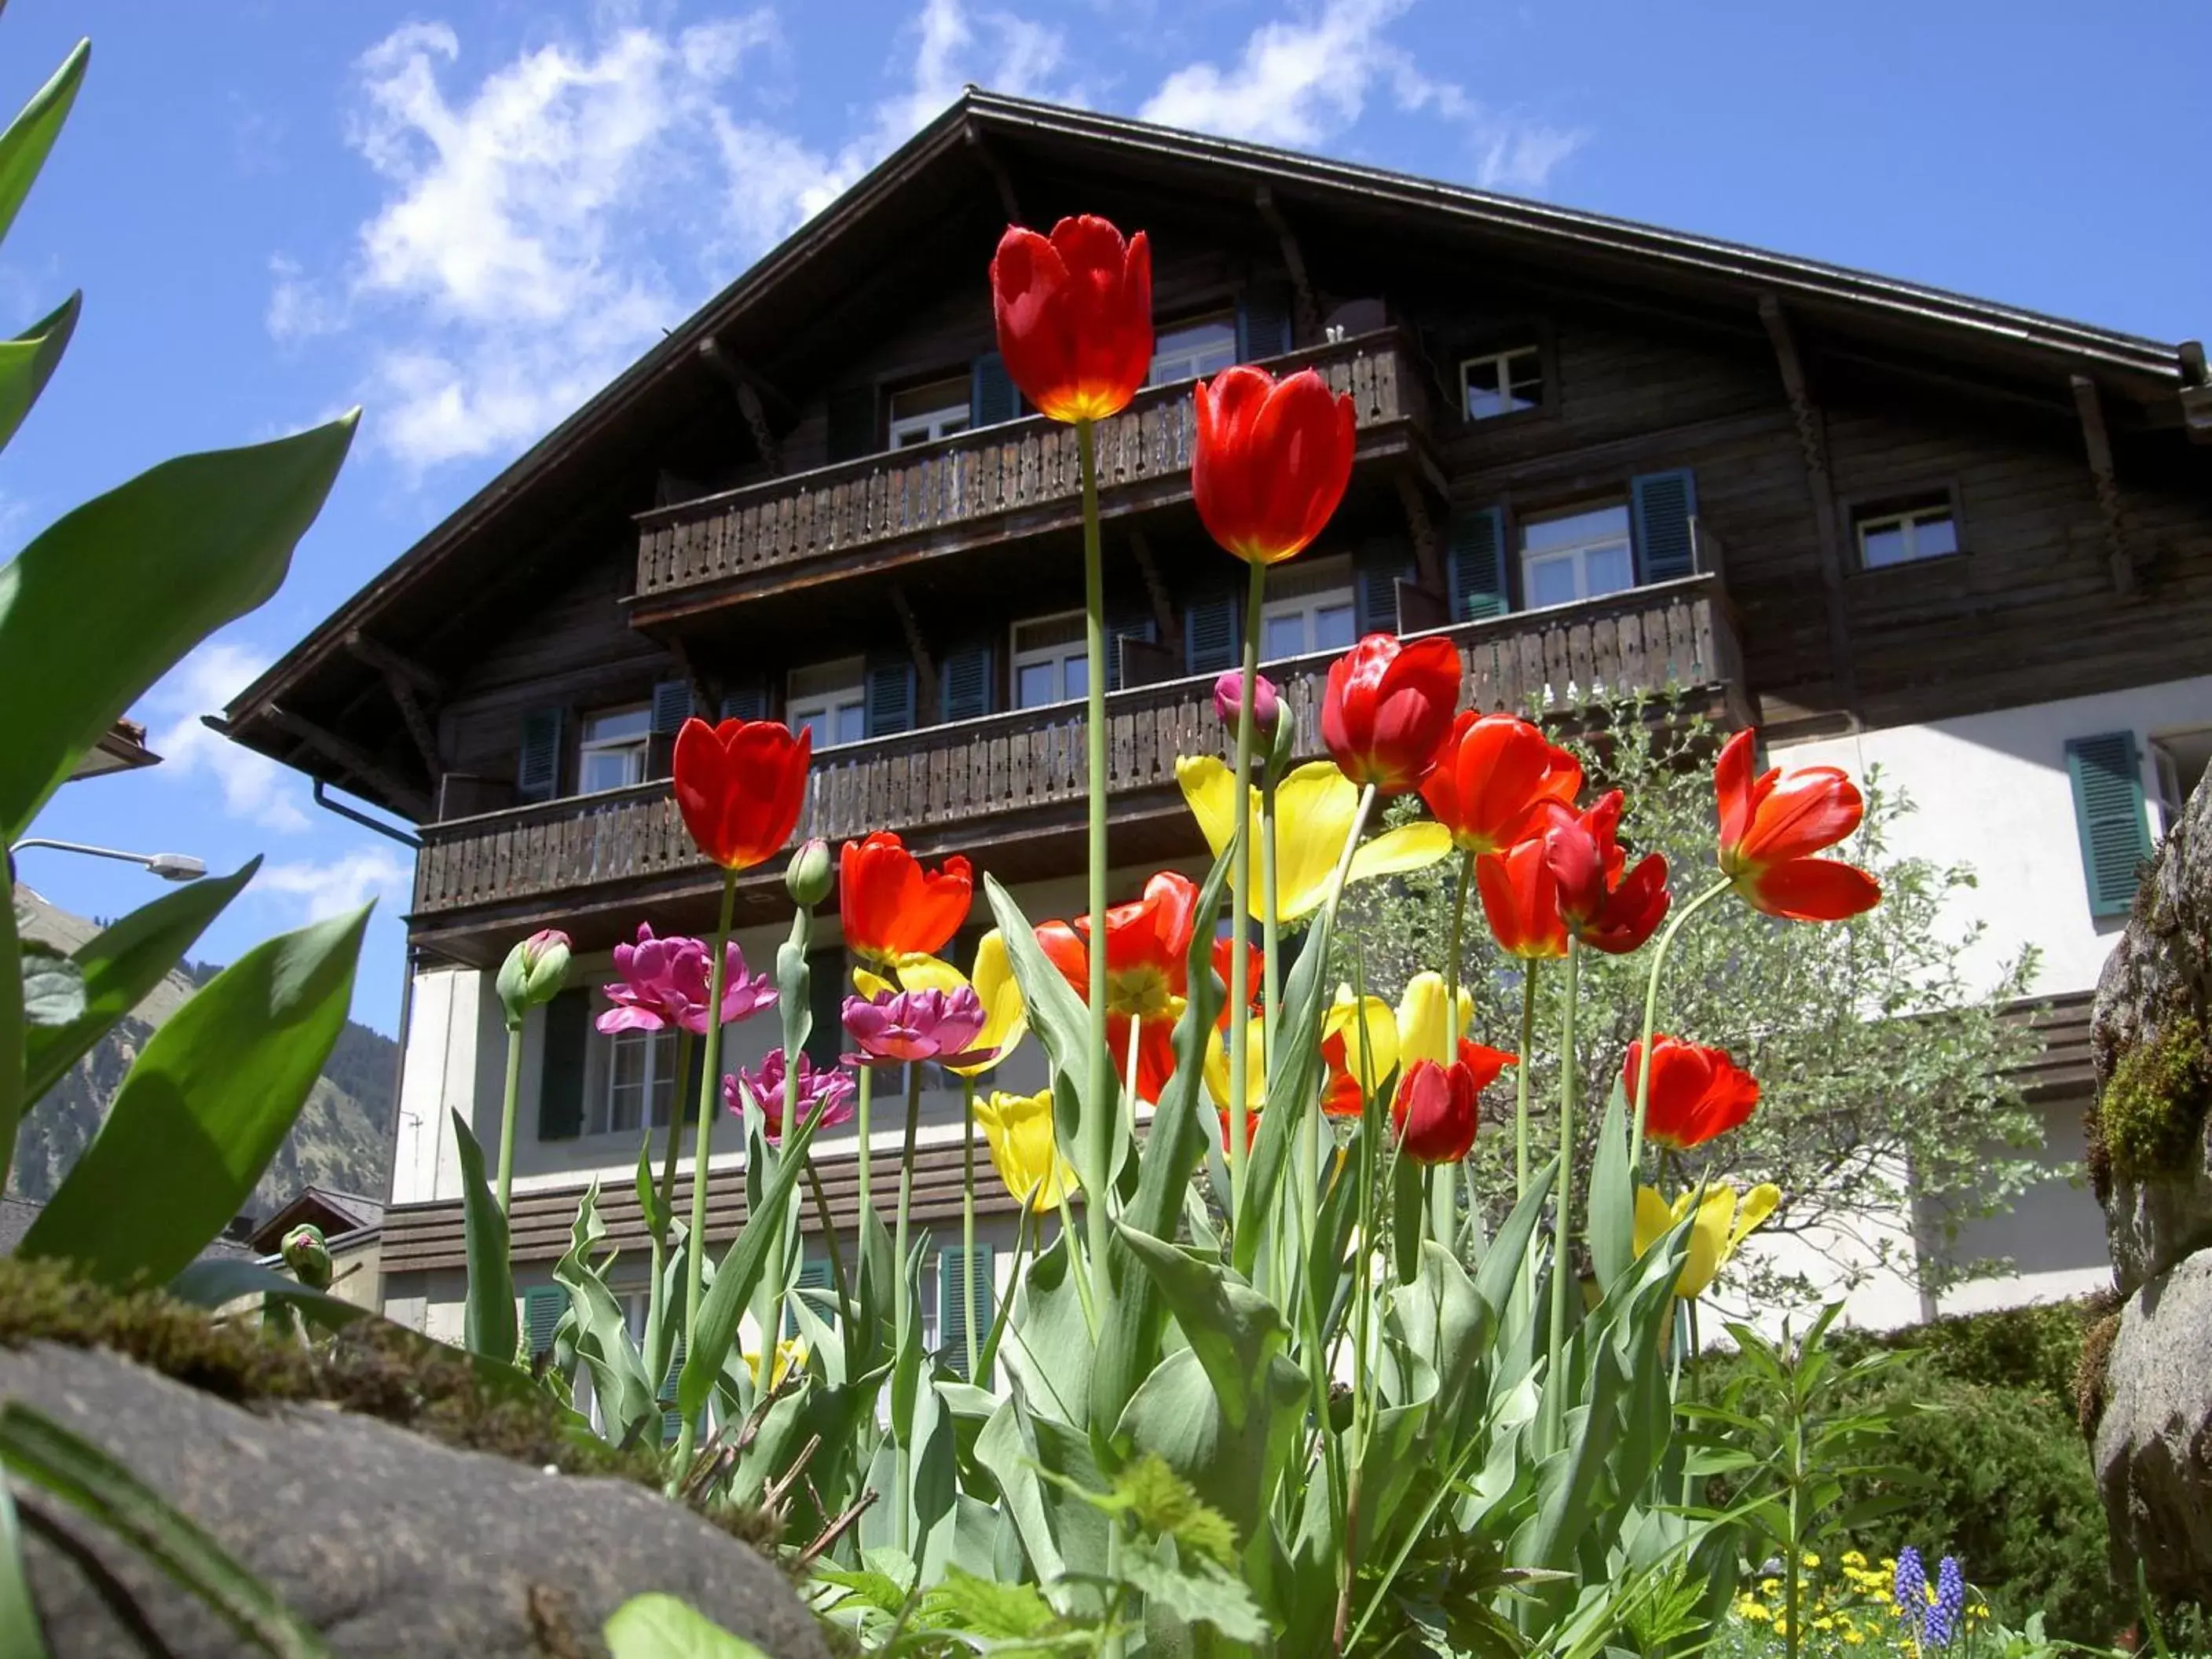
[0,1340,830,1658]
[2092,1252,2212,1602]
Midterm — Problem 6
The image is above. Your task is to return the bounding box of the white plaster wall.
[1772,673,2212,1000]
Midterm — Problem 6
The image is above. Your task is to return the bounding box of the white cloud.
[146,643,310,833]
[256,847,412,923]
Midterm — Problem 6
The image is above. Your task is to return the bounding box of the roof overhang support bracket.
[345,632,444,784]
[1758,294,1861,720]
[1392,469,1447,595]
[256,705,431,822]
[1129,529,1182,657]
[1254,187,1322,348]
[889,587,939,724]
[665,635,719,722]
[965,123,1022,223]
[2071,374,2137,595]
[698,339,785,475]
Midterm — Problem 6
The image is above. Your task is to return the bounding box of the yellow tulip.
[742,1336,807,1389]
[1204,1014,1270,1112]
[1632,1181,1781,1298]
[975,1088,1079,1213]
[871,932,1028,1077]
[1317,973,1472,1111]
[1177,756,1452,922]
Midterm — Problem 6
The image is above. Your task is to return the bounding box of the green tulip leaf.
[451,1108,518,1363]
[17,940,82,1027]
[1232,883,1337,1280]
[0,1440,49,1659]
[603,1594,768,1659]
[21,859,259,1104]
[555,1182,658,1445]
[18,905,368,1287]
[0,289,79,457]
[0,42,87,251]
[0,897,19,1196]
[1586,1078,1634,1294]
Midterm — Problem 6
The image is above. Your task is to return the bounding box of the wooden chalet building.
[222,92,2212,1347]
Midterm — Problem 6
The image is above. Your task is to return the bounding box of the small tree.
[1335,694,2046,1306]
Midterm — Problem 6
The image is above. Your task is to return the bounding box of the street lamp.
[9,839,207,882]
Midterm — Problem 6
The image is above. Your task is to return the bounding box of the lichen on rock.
[2098,1013,2212,1184]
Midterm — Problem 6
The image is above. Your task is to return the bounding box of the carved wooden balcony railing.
[411,576,1745,921]
[631,329,1427,609]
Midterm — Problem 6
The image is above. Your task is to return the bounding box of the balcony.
[628,329,1430,620]
[409,576,1749,961]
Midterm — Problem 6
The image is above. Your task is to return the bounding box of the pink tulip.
[841,987,992,1068]
[597,922,775,1036]
[1213,668,1281,739]
[723,1049,858,1140]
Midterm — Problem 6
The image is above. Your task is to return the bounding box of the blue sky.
[7,0,2207,1036]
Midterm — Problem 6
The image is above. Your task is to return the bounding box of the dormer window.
[888,377,972,449]
[1854,493,1959,569]
[1149,313,1238,386]
[1460,346,1544,420]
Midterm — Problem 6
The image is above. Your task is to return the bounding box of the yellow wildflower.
[1843,1551,1867,1569]
[1760,1578,1782,1596]
[1740,1603,1772,1624]
[1801,1551,1821,1569]
[1844,1632,1865,1646]
[1815,1617,1836,1632]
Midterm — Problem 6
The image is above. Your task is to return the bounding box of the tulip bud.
[786,837,833,908]
[281,1223,332,1291]
[1212,668,1281,742]
[496,928,572,1029]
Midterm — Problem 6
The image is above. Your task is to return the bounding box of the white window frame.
[1258,587,1358,662]
[1459,346,1544,421]
[1009,611,1090,709]
[577,705,651,796]
[887,377,972,449]
[2149,726,2212,836]
[1518,503,1635,610]
[595,1024,680,1137]
[788,668,867,751]
[1854,500,1959,569]
[1148,312,1238,386]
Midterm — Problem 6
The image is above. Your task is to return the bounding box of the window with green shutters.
[786,1257,835,1339]
[515,707,565,802]
[937,1244,997,1382]
[522,1286,565,1366]
[2065,731,2154,919]
[940,640,996,722]
[537,987,591,1142]
[660,1335,687,1445]
[1630,469,1698,583]
[1446,507,1507,621]
[1185,592,1240,676]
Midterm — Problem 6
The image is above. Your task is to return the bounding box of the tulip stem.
[1338,945,1382,1657]
[1515,963,1537,1201]
[1438,849,1474,1256]
[1077,415,1115,1331]
[641,1027,694,1401]
[494,1022,524,1216]
[856,1062,873,1217]
[894,1060,923,1555]
[1263,779,1282,1080]
[659,1030,693,1245]
[1543,937,1580,1452]
[1225,558,1268,1213]
[961,1077,980,1382]
[1628,877,1733,1176]
[674,868,739,1472]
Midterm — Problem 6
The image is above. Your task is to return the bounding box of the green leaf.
[17,942,81,1027]
[1116,1540,1268,1644]
[0,1453,50,1659]
[1586,1079,1633,1293]
[451,1110,517,1362]
[1232,884,1338,1280]
[554,1184,657,1444]
[922,1564,1058,1639]
[981,873,1098,1177]
[1111,1452,1240,1568]
[169,1259,370,1333]
[1474,1155,1557,1323]
[19,906,368,1287]
[0,415,357,842]
[0,896,20,1198]
[0,291,79,457]
[0,43,86,250]
[0,1401,333,1657]
[21,859,258,1104]
[603,1592,768,1659]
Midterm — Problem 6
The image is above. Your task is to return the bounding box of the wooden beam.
[1758,294,1861,718]
[698,338,785,474]
[888,588,939,724]
[2071,374,2137,595]
[262,705,432,819]
[344,630,445,698]
[1392,469,1445,594]
[964,122,1022,222]
[385,674,443,782]
[665,635,718,721]
[1128,529,1181,654]
[1254,187,1322,347]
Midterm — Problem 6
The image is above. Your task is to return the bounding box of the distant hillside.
[10,887,397,1221]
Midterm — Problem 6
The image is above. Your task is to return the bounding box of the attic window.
[1460,346,1543,420]
[1854,493,1959,569]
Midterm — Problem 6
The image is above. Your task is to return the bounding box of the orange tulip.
[1475,836,1569,959]
[838,831,972,967]
[1037,870,1204,1104]
[1419,711,1583,855]
[1715,729,1881,922]
[990,216,1152,424]
[1192,365,1357,566]
[1544,790,1671,955]
[1320,634,1462,796]
[672,716,811,873]
[1624,1035,1760,1150]
[1392,1039,1514,1164]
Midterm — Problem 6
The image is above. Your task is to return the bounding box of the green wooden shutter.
[1354,540,1413,635]
[660,1335,687,1445]
[1104,613,1158,693]
[2065,731,2154,919]
[650,679,694,737]
[720,681,768,722]
[1185,594,1240,676]
[826,386,877,463]
[804,945,845,1071]
[537,987,591,1142]
[786,1257,834,1338]
[864,656,916,738]
[1631,469,1698,583]
[971,352,1019,427]
[522,1286,565,1363]
[515,708,565,802]
[1237,286,1294,361]
[940,640,995,722]
[1446,507,1507,621]
[937,1244,997,1382]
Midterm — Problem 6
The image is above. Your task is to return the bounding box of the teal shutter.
[826,386,877,463]
[650,679,694,737]
[522,1286,564,1363]
[720,681,768,722]
[940,641,995,722]
[804,945,845,1071]
[515,708,565,802]
[1185,595,1240,676]
[537,987,590,1141]
[1354,540,1413,635]
[2065,732,2154,919]
[938,1244,997,1382]
[1104,613,1158,692]
[864,657,916,738]
[1446,507,1507,621]
[1237,287,1295,361]
[1631,469,1698,583]
[660,1336,687,1445]
[786,1257,834,1339]
[971,352,1018,427]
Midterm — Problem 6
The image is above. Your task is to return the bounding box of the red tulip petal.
[1745,856,1882,922]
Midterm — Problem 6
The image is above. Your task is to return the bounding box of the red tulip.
[1037,870,1203,1104]
[990,216,1152,424]
[1192,365,1357,566]
[1544,791,1671,955]
[1419,712,1584,855]
[1624,1035,1760,1151]
[1320,634,1462,795]
[1715,729,1881,922]
[839,831,972,966]
[1392,1038,1514,1164]
[672,716,811,873]
[1474,836,1569,959]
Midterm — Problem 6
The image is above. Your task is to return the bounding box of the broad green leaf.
[21,859,258,1103]
[452,1110,517,1363]
[0,1401,333,1657]
[0,897,19,1196]
[0,1452,49,1659]
[997,1229,1092,1430]
[922,1564,1057,1640]
[18,941,81,1027]
[556,1183,658,1445]
[0,290,79,456]
[169,1259,369,1333]
[1473,1155,1557,1323]
[1115,1540,1268,1644]
[0,415,357,841]
[603,1593,767,1659]
[1586,1079,1634,1293]
[19,906,368,1287]
[0,42,86,250]
[1232,884,1337,1279]
[980,874,1101,1192]
[1386,1241,1489,1442]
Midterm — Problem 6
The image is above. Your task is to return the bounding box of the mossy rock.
[2100,1016,2212,1184]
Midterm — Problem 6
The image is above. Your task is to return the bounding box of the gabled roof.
[247,1185,386,1255]
[223,88,2203,785]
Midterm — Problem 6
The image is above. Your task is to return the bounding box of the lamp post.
[9,838,207,882]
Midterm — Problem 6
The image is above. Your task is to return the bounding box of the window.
[1855,496,1959,569]
[789,660,866,750]
[598,1025,679,1137]
[1519,503,1635,609]
[1258,557,1358,660]
[1148,312,1238,386]
[1460,346,1543,421]
[887,376,972,449]
[1010,613,1089,709]
[2150,727,2212,836]
[577,705,651,794]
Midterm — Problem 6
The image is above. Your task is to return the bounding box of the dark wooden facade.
[221,93,2212,965]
